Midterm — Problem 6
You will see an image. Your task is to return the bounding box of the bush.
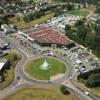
[77,69,100,80]
[60,85,70,95]
[78,70,100,88]
[85,73,100,88]
[6,52,19,62]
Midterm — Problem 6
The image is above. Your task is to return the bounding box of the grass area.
[9,13,55,30]
[67,9,90,16]
[3,85,79,100]
[77,80,100,96]
[25,56,66,80]
[0,51,21,90]
[91,87,100,96]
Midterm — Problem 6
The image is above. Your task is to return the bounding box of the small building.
[17,25,75,53]
[0,58,8,73]
[1,24,15,34]
[76,59,82,65]
[0,38,9,50]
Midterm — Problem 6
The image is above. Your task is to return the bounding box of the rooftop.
[0,38,8,48]
[0,58,7,70]
[27,25,71,45]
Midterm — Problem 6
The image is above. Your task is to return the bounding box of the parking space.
[47,14,83,32]
[51,43,100,76]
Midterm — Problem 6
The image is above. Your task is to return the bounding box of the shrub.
[60,85,70,95]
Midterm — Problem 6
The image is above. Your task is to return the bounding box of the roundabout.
[24,56,67,80]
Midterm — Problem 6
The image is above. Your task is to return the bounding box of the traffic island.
[24,56,67,80]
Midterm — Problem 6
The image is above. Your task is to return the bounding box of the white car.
[69,77,72,80]
[84,91,89,95]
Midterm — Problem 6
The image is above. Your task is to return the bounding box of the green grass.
[9,13,55,30]
[3,85,79,100]
[91,87,100,96]
[67,9,90,16]
[25,57,66,80]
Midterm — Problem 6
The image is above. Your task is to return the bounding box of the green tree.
[67,3,74,11]
[60,85,70,95]
[23,15,30,22]
[85,32,95,48]
[96,2,100,14]
[75,18,85,26]
[77,25,89,41]
[65,24,71,31]
[86,73,100,88]
[6,52,18,62]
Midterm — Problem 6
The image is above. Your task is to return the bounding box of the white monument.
[40,59,50,70]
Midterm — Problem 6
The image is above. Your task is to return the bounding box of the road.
[0,35,99,100]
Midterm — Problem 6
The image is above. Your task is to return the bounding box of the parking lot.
[58,45,100,75]
[47,14,83,33]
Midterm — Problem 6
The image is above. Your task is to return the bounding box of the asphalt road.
[0,35,99,100]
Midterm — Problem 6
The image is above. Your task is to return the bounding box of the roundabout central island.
[24,56,67,80]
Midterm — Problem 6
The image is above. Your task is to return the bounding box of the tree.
[67,3,74,11]
[85,32,95,48]
[23,15,30,22]
[0,74,5,83]
[60,85,70,95]
[65,24,71,31]
[6,52,18,63]
[77,25,89,41]
[96,2,100,14]
[94,24,100,34]
[65,24,72,36]
[86,73,100,88]
[29,0,34,4]
[75,18,86,26]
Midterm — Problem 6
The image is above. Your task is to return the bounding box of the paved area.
[0,35,99,100]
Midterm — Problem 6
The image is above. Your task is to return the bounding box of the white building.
[1,24,14,33]
[0,59,7,72]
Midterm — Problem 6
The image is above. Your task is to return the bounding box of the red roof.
[27,25,71,45]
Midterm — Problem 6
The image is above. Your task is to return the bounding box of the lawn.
[67,9,90,16]
[3,85,79,100]
[9,13,55,30]
[24,57,66,80]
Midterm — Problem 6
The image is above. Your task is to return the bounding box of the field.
[67,9,90,16]
[24,57,66,80]
[9,13,55,30]
[3,85,79,100]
